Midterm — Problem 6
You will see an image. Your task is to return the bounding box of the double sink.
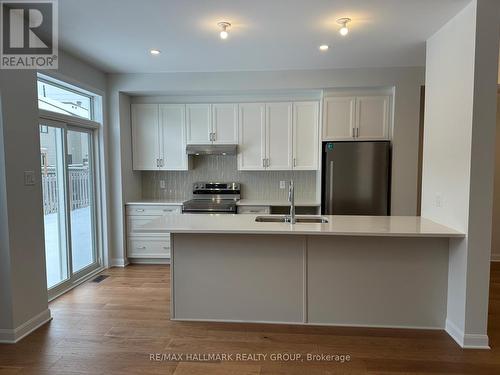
[255,215,329,224]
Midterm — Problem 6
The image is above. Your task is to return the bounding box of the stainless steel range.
[182,182,240,214]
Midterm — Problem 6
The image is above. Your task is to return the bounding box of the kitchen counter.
[138,214,464,238]
[236,199,321,207]
[126,199,184,206]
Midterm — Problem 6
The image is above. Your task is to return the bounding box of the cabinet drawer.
[237,206,271,214]
[127,215,166,235]
[126,205,181,216]
[127,237,171,258]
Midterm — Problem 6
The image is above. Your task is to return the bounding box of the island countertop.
[137,214,464,238]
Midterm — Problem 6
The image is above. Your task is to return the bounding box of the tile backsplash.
[142,155,317,201]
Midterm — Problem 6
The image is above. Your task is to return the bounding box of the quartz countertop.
[136,214,465,238]
[126,199,184,206]
[236,199,321,207]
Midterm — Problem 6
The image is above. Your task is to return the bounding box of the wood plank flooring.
[1,263,500,374]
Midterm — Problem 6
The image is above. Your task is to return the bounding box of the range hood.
[186,144,237,156]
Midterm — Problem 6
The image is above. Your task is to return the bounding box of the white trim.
[490,253,500,262]
[129,258,171,264]
[110,258,129,267]
[0,309,52,344]
[39,109,100,129]
[171,317,443,331]
[445,319,490,349]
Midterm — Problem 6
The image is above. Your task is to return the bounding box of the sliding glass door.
[40,122,99,296]
[40,124,69,288]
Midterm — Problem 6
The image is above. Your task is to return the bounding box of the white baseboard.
[110,257,129,267]
[0,309,52,344]
[445,319,490,349]
[490,254,500,262]
[129,258,170,265]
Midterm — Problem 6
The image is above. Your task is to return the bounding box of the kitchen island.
[138,214,463,330]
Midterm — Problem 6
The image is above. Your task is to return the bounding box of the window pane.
[67,130,95,272]
[37,79,92,120]
[40,125,69,288]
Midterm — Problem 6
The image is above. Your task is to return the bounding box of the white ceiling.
[59,0,471,73]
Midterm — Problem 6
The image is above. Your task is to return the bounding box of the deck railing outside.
[42,166,90,214]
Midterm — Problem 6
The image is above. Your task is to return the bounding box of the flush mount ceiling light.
[336,17,351,36]
[319,44,329,51]
[218,21,231,40]
[150,49,161,55]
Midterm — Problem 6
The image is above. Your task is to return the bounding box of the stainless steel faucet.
[288,180,296,224]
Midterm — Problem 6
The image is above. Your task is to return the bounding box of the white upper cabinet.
[238,103,266,170]
[266,103,293,170]
[159,104,188,170]
[356,96,390,140]
[212,104,238,144]
[238,101,319,171]
[131,104,160,170]
[132,103,188,171]
[323,97,356,141]
[293,101,319,170]
[186,104,211,144]
[323,95,391,141]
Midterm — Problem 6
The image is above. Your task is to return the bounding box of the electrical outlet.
[159,180,166,189]
[435,193,443,208]
[280,181,287,189]
[24,170,35,186]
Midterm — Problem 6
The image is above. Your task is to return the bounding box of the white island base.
[170,233,450,329]
[138,214,464,331]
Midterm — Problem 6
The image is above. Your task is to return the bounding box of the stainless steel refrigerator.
[321,141,391,215]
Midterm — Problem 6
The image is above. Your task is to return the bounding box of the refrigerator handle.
[328,160,334,214]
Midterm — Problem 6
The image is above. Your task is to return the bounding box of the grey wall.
[0,50,107,339]
[422,0,499,347]
[0,70,49,333]
[142,155,316,201]
[108,66,424,265]
[492,93,500,261]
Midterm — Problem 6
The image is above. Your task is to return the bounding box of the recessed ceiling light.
[319,45,329,51]
[336,18,351,36]
[218,22,231,40]
[150,49,161,55]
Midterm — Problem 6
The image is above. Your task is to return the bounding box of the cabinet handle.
[213,132,216,141]
[356,128,359,138]
[267,158,270,167]
[163,209,174,212]
[351,128,355,138]
[293,158,297,167]
[161,158,165,167]
[162,246,169,250]
[262,158,266,167]
[135,209,145,212]
[136,246,146,250]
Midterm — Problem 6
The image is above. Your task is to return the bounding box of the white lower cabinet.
[126,204,181,260]
[128,238,171,258]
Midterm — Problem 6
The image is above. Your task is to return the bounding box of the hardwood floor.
[1,263,500,374]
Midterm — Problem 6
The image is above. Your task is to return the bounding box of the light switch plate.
[24,170,35,186]
[280,181,286,189]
